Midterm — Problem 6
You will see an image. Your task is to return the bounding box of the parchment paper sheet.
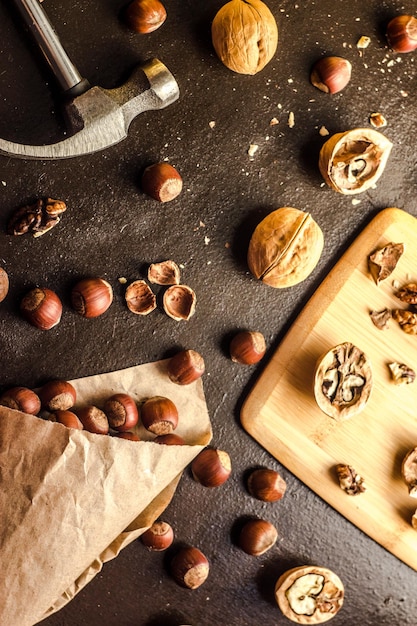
[0,359,212,626]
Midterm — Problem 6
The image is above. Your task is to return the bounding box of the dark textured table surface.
[0,1,417,624]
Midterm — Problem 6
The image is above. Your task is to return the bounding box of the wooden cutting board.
[241,207,417,570]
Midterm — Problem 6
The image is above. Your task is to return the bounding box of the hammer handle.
[12,0,90,97]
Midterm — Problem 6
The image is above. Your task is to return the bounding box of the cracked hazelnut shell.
[148,260,180,285]
[163,284,196,321]
[125,280,156,315]
[247,208,324,288]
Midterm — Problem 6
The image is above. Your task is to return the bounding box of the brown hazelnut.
[20,287,62,330]
[191,448,231,487]
[71,277,113,318]
[140,396,179,435]
[229,330,266,364]
[103,393,139,431]
[53,409,83,430]
[247,468,287,502]
[124,0,167,34]
[0,267,9,303]
[167,349,205,385]
[153,433,185,445]
[386,15,417,53]
[77,405,109,435]
[148,260,180,285]
[163,284,196,321]
[114,431,141,441]
[125,280,156,315]
[310,56,352,94]
[140,521,174,551]
[238,518,278,556]
[0,386,41,415]
[38,380,77,411]
[170,546,209,589]
[141,162,183,202]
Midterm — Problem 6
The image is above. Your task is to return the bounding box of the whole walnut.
[247,207,324,288]
[211,0,278,75]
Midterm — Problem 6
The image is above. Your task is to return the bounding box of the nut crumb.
[270,117,279,126]
[209,121,216,129]
[388,362,416,385]
[288,112,295,128]
[248,144,259,157]
[319,126,329,136]
[357,35,371,50]
[370,112,387,128]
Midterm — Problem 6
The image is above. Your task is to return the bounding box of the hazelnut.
[148,260,180,285]
[229,330,266,365]
[53,409,83,430]
[386,15,417,53]
[167,349,205,385]
[103,393,139,431]
[77,405,109,435]
[191,448,231,487]
[247,208,324,288]
[140,521,174,551]
[125,280,156,315]
[238,518,278,556]
[20,287,62,330]
[38,380,76,411]
[153,433,185,445]
[310,56,352,94]
[71,277,113,318]
[163,284,196,321]
[0,386,41,415]
[141,162,183,202]
[247,468,287,502]
[114,431,141,441]
[170,546,209,589]
[0,267,9,303]
[124,0,167,34]
[140,396,179,435]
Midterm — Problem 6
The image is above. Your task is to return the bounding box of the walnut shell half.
[275,565,344,624]
[319,128,392,194]
[314,342,372,421]
[211,0,278,75]
[247,207,324,288]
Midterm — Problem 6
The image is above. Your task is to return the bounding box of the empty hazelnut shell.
[148,260,180,285]
[163,284,196,321]
[125,280,156,315]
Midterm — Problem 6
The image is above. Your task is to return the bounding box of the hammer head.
[0,59,179,160]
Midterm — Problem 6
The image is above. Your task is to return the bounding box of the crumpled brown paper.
[0,358,212,626]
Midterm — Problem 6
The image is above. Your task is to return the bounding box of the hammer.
[0,0,179,160]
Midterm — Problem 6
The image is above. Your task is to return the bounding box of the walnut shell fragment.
[336,464,366,495]
[314,342,372,421]
[247,207,324,288]
[275,565,344,624]
[163,284,196,321]
[125,280,156,315]
[388,362,416,385]
[402,448,417,497]
[319,128,393,194]
[370,307,392,330]
[148,260,180,285]
[368,242,404,284]
[211,0,278,75]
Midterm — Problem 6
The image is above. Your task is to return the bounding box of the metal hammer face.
[0,59,179,160]
[0,0,179,160]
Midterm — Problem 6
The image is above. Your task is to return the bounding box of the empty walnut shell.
[163,284,196,321]
[247,207,324,288]
[275,565,344,624]
[319,128,393,194]
[314,342,372,421]
[211,0,278,75]
[125,280,156,315]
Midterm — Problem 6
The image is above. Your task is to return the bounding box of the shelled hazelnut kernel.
[104,393,139,431]
[77,405,109,435]
[167,349,205,385]
[140,521,174,551]
[170,546,209,589]
[247,468,287,502]
[0,386,41,415]
[141,162,183,202]
[386,14,417,53]
[238,518,278,556]
[229,330,266,364]
[20,287,62,330]
[191,448,231,487]
[124,0,167,34]
[53,410,83,430]
[140,396,178,435]
[38,380,76,412]
[71,277,113,318]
